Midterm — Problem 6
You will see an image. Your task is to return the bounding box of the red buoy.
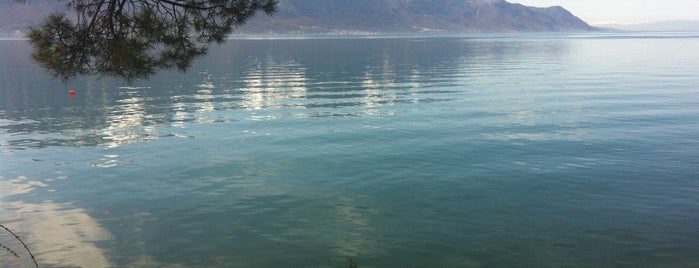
[69,90,76,96]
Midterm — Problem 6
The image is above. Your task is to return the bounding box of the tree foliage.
[26,0,277,81]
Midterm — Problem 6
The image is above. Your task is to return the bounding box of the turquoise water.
[2,33,699,267]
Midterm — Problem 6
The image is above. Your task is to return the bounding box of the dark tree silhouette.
[26,0,277,81]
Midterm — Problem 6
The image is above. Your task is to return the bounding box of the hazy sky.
[513,0,699,24]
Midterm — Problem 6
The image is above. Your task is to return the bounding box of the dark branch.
[1,224,39,268]
[27,0,278,82]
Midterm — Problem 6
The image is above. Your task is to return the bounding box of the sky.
[512,0,699,24]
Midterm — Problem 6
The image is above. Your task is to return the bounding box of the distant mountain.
[594,20,699,32]
[0,0,598,36]
[238,0,599,33]
[0,1,66,37]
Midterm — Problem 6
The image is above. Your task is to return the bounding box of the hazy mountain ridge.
[238,0,599,33]
[0,1,66,36]
[594,20,699,32]
[0,0,598,36]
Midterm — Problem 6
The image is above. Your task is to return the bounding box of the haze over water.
[2,33,699,267]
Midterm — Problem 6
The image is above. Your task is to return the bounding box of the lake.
[2,33,699,267]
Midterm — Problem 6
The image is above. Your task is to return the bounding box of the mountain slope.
[0,0,598,36]
[0,1,66,36]
[239,0,599,33]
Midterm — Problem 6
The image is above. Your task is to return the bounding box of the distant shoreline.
[4,30,699,41]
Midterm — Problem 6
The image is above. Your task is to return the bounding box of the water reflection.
[240,58,308,111]
[191,74,218,124]
[102,88,156,148]
[0,36,583,197]
[0,37,612,267]
[1,38,481,149]
[1,176,113,267]
[362,53,399,111]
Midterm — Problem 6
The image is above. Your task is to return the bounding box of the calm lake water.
[2,33,699,267]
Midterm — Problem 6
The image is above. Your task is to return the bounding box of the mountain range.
[238,0,598,33]
[593,20,699,32]
[0,0,598,36]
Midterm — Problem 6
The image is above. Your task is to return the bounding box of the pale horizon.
[513,0,699,25]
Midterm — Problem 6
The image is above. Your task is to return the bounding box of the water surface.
[2,33,699,267]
